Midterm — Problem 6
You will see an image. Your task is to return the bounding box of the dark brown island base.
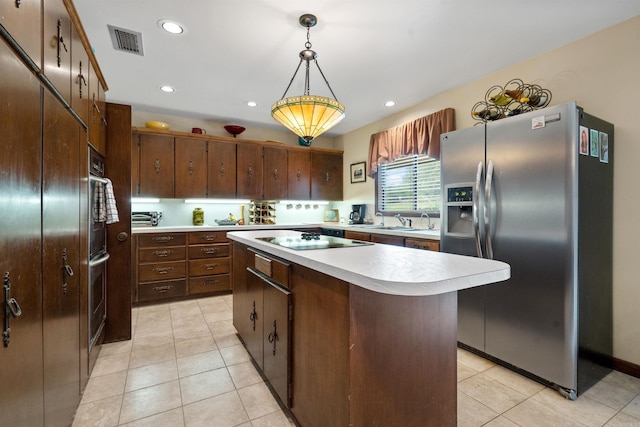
[229,230,510,426]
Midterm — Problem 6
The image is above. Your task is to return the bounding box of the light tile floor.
[73,295,640,426]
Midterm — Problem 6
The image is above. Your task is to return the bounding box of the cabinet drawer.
[138,261,186,282]
[139,246,186,262]
[250,249,289,287]
[189,257,230,277]
[405,238,440,251]
[188,232,229,244]
[189,274,231,294]
[138,279,186,301]
[138,233,186,247]
[371,234,405,246]
[188,243,230,259]
[344,231,371,242]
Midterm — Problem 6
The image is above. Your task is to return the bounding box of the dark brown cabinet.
[405,237,440,251]
[42,91,81,426]
[70,20,90,126]
[135,133,175,198]
[311,151,343,200]
[0,39,45,427]
[134,231,233,304]
[175,137,207,198]
[287,150,311,200]
[208,140,237,198]
[234,245,292,406]
[263,146,288,200]
[88,60,107,153]
[43,0,72,105]
[237,143,264,199]
[0,0,42,67]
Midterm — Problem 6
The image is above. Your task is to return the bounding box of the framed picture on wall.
[350,161,366,183]
[324,209,339,222]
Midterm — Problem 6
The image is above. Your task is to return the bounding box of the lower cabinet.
[134,231,233,304]
[233,246,292,406]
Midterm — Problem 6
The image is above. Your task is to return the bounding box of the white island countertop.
[228,229,509,297]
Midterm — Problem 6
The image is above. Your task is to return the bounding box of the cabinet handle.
[273,167,279,180]
[152,267,174,275]
[154,159,160,174]
[267,320,279,356]
[4,272,23,348]
[56,20,68,67]
[188,160,193,175]
[297,169,301,181]
[152,236,174,242]
[201,247,218,255]
[201,263,219,270]
[249,301,257,331]
[203,279,219,285]
[153,285,173,293]
[153,250,173,257]
[248,165,253,178]
[202,234,218,241]
[15,0,21,8]
[325,171,330,183]
[62,248,74,295]
[77,60,87,98]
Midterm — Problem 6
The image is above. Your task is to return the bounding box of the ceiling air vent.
[108,24,144,56]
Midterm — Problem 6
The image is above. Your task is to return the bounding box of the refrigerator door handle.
[474,161,484,258]
[484,160,494,259]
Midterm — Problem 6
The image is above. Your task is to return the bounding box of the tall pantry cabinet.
[0,0,109,425]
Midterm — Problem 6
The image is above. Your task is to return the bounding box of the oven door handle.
[89,175,108,184]
[89,252,110,267]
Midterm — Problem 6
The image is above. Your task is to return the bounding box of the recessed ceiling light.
[157,19,184,34]
[160,85,175,93]
[384,100,396,107]
[246,101,258,107]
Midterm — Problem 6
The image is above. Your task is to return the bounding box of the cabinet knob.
[117,232,129,242]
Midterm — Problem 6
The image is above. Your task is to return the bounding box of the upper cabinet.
[43,0,72,105]
[287,150,311,200]
[70,21,89,126]
[0,0,42,68]
[135,133,175,198]
[263,146,288,200]
[236,144,264,199]
[311,151,343,201]
[131,128,343,201]
[175,137,207,198]
[208,140,237,198]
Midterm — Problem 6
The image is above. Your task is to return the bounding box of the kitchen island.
[229,230,509,427]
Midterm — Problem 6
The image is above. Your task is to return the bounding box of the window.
[376,154,440,215]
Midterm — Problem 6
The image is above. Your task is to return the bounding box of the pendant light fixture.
[271,14,345,144]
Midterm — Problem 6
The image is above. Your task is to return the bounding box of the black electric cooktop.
[256,233,373,251]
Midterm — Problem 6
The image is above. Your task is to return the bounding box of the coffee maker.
[349,204,366,224]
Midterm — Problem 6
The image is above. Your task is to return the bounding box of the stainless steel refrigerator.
[440,101,613,399]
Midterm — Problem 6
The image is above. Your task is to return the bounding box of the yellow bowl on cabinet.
[145,121,169,130]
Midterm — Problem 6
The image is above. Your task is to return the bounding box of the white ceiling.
[73,0,640,137]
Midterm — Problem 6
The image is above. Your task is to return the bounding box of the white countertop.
[228,229,509,297]
[131,222,442,240]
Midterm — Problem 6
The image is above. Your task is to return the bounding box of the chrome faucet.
[394,214,407,226]
[421,212,435,230]
[375,212,384,226]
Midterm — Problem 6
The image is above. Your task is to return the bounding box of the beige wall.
[337,15,640,365]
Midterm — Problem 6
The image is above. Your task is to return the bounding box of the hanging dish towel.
[93,180,106,223]
[104,178,120,224]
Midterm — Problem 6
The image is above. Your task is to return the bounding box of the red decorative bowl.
[224,125,246,137]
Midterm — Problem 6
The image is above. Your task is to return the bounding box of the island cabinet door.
[262,279,291,407]
[244,269,264,369]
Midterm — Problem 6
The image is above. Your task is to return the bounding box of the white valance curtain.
[367,108,455,177]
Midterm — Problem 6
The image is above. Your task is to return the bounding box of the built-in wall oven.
[89,148,109,355]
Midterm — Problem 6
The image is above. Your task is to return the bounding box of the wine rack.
[249,201,277,225]
[471,78,552,123]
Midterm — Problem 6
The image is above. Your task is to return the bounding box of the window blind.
[377,154,440,214]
